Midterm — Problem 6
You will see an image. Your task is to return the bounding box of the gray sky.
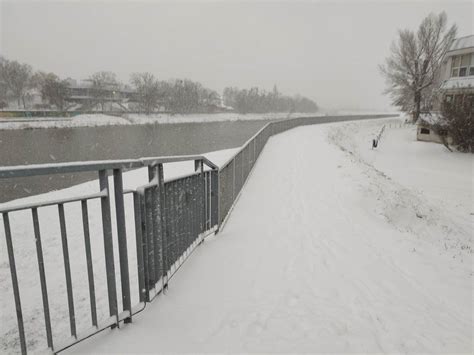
[1,0,473,111]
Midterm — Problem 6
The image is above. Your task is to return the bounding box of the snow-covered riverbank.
[0,112,322,130]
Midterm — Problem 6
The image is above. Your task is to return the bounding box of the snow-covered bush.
[439,94,473,152]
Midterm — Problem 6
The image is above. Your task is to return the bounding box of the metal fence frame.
[0,114,396,354]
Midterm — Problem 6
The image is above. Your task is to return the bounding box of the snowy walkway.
[69,122,472,353]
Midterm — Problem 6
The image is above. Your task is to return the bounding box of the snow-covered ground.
[63,119,471,353]
[0,148,237,354]
[0,112,321,130]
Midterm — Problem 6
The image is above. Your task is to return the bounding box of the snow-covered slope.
[66,120,472,353]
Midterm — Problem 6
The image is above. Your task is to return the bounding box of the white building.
[439,34,474,100]
[417,35,473,144]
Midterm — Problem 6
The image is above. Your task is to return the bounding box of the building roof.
[448,35,474,52]
[418,113,447,127]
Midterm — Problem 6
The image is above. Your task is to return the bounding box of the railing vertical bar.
[113,168,132,323]
[232,157,236,201]
[148,166,161,288]
[98,169,119,326]
[139,189,150,302]
[31,207,54,350]
[2,213,27,355]
[176,180,183,262]
[144,188,155,287]
[211,170,219,227]
[184,177,191,251]
[58,203,77,338]
[80,200,98,328]
[157,164,167,288]
[165,183,171,280]
[170,182,177,269]
[133,192,146,303]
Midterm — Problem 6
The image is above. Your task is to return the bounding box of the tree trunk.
[414,90,421,122]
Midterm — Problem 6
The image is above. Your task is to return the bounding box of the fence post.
[3,213,27,354]
[147,166,159,290]
[58,203,77,338]
[195,159,205,239]
[133,192,146,303]
[113,168,132,323]
[232,157,236,201]
[31,208,54,350]
[98,170,119,327]
[156,163,168,291]
[81,200,98,327]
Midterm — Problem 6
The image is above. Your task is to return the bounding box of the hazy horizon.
[1,0,473,111]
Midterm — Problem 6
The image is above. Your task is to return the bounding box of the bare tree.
[32,72,69,110]
[380,12,456,121]
[0,58,33,108]
[130,72,161,114]
[0,57,8,105]
[88,71,120,111]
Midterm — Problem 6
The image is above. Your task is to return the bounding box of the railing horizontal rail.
[0,190,107,213]
[0,155,217,178]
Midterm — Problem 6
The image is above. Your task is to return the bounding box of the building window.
[451,53,474,77]
[438,129,448,137]
[451,56,460,77]
[420,128,430,134]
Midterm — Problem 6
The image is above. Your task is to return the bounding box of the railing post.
[156,164,168,290]
[2,213,27,355]
[195,159,205,236]
[98,169,119,327]
[146,166,158,289]
[58,203,77,338]
[133,192,146,303]
[31,208,54,350]
[138,188,151,302]
[113,168,132,323]
[232,157,236,201]
[211,169,219,228]
[81,200,98,327]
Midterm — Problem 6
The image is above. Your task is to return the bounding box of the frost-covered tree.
[380,12,456,121]
[32,72,69,110]
[130,72,161,114]
[0,58,33,108]
[222,85,317,114]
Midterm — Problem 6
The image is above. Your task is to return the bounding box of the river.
[0,120,270,202]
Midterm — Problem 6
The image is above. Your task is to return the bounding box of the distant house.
[64,78,138,111]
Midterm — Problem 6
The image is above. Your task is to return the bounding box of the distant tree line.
[0,56,317,115]
[223,85,318,114]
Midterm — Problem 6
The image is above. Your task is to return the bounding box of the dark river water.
[0,120,270,202]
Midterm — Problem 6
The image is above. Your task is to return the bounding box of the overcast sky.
[1,0,472,111]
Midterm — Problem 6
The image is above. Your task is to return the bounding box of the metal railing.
[1,155,218,354]
[0,114,396,354]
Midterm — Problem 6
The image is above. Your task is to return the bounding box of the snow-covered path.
[69,122,472,353]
